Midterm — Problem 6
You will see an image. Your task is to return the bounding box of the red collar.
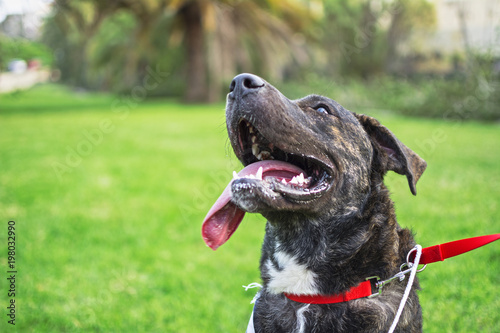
[285,234,500,305]
[285,280,373,304]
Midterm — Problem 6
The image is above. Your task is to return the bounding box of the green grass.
[0,84,499,332]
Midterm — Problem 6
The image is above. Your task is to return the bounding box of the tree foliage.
[43,0,316,101]
[321,0,436,78]
[0,37,53,70]
[41,0,438,102]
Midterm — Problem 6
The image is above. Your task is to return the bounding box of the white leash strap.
[388,244,422,333]
[243,283,262,333]
[246,307,255,333]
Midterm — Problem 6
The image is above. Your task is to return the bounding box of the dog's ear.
[355,114,427,195]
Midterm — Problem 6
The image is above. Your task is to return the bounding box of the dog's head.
[202,74,426,250]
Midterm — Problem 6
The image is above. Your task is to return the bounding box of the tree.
[321,0,436,78]
[42,0,133,87]
[164,0,314,102]
[385,0,436,74]
[43,0,315,102]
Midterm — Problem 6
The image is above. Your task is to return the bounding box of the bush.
[0,37,53,71]
[281,69,500,122]
[375,71,499,122]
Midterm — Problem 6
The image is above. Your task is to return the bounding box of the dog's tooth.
[233,171,239,180]
[256,167,263,180]
[252,144,260,157]
[260,151,271,160]
[249,125,254,133]
[290,176,299,185]
[281,179,287,185]
[297,173,305,184]
[251,135,257,143]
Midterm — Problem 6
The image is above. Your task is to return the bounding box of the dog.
[202,73,427,332]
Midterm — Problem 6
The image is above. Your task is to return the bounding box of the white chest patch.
[266,251,319,295]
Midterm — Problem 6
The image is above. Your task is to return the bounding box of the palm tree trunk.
[456,2,473,72]
[181,2,208,102]
[385,2,404,74]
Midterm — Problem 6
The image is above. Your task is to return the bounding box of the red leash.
[285,234,500,304]
[414,233,500,264]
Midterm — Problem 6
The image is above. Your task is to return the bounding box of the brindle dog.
[202,73,427,332]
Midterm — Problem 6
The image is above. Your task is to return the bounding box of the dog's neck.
[260,185,407,296]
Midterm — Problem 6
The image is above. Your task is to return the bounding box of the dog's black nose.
[229,73,265,97]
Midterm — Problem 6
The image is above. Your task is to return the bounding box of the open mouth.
[202,119,334,251]
[235,119,332,200]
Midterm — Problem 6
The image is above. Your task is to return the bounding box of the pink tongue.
[202,160,305,250]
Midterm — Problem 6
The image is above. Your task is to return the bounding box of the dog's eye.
[314,105,330,115]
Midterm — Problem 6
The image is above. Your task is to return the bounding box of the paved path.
[0,70,51,93]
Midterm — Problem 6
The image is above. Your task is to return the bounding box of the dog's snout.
[229,73,265,97]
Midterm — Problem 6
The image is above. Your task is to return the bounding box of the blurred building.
[431,0,499,54]
[398,0,499,74]
[0,1,51,40]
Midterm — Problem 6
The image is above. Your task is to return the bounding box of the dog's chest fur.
[248,168,425,333]
[254,189,423,332]
[265,244,320,295]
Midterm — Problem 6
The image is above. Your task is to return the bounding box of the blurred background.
[0,0,499,119]
[0,0,499,332]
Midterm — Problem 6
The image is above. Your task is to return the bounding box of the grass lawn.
[0,84,499,332]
